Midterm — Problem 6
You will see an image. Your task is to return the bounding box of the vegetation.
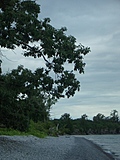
[52,110,120,135]
[0,120,47,138]
[0,0,90,99]
[0,0,90,132]
[0,65,56,131]
[1,110,119,137]
[1,1,119,138]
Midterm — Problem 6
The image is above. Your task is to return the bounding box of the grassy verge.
[0,121,48,138]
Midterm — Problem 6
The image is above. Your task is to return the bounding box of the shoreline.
[76,134,120,160]
[82,137,115,160]
[0,135,116,160]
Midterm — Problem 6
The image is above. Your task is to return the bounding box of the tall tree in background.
[60,113,73,134]
[110,110,119,122]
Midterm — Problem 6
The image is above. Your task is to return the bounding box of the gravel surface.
[0,135,115,160]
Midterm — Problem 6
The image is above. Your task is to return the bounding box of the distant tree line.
[52,110,120,135]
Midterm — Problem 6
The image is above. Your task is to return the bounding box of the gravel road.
[0,135,115,160]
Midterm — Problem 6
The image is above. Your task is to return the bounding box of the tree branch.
[15,39,51,65]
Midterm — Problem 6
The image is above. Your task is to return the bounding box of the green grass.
[27,120,47,138]
[0,121,48,138]
[0,128,28,136]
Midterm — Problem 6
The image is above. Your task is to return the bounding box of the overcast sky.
[2,0,120,119]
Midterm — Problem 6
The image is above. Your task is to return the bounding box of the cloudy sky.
[2,0,120,119]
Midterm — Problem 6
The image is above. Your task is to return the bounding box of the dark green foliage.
[0,1,90,131]
[0,91,29,131]
[0,66,56,131]
[59,113,74,134]
[52,111,120,135]
[110,110,119,122]
[93,113,105,122]
[0,0,40,48]
[0,0,90,99]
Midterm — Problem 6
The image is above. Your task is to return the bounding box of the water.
[78,135,120,160]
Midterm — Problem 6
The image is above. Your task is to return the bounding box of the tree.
[60,113,71,121]
[110,110,119,122]
[81,114,88,120]
[0,65,57,131]
[93,113,105,122]
[0,0,90,99]
[60,113,73,134]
